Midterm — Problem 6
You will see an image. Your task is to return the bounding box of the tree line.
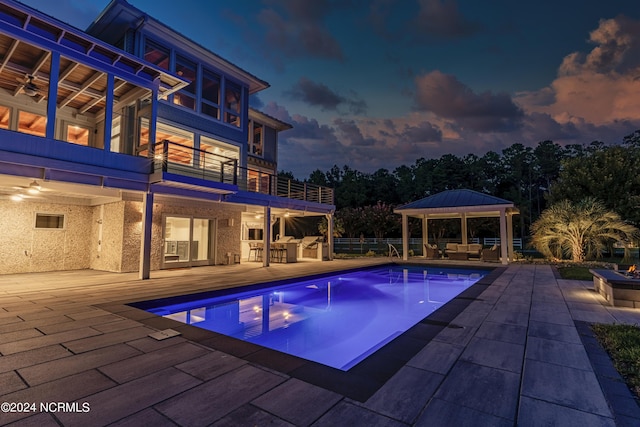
[281,130,640,242]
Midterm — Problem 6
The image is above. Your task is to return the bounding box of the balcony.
[152,140,334,205]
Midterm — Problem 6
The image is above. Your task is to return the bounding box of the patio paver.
[0,260,638,426]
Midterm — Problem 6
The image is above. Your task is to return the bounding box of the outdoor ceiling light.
[27,180,41,194]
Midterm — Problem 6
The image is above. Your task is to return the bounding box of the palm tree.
[530,198,638,262]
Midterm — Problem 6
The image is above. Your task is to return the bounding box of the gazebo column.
[461,213,468,245]
[402,214,409,260]
[499,208,508,264]
[327,212,334,261]
[507,212,514,261]
[422,215,429,257]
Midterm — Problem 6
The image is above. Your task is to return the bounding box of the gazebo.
[394,189,520,264]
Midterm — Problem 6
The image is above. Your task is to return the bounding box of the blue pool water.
[141,265,486,370]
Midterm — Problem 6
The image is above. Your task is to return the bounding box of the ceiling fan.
[16,75,40,97]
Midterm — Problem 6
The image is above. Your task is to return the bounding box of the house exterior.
[0,0,334,278]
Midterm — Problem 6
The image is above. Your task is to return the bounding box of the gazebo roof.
[394,189,519,218]
[397,189,513,210]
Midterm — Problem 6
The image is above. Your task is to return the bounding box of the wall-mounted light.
[10,194,24,202]
[27,180,41,194]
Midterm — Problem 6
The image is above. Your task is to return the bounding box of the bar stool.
[248,242,263,261]
[271,243,285,263]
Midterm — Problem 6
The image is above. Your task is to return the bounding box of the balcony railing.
[153,140,334,205]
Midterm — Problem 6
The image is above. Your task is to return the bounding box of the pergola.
[394,189,520,264]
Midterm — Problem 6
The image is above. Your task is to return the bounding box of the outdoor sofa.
[445,243,483,260]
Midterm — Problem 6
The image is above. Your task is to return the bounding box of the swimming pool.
[135,265,488,371]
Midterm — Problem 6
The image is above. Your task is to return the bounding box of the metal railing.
[152,140,334,205]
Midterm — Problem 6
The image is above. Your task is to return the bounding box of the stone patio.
[1,260,639,426]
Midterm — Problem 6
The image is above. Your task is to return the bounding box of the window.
[110,115,121,153]
[249,121,263,156]
[66,124,90,146]
[224,81,241,127]
[247,228,263,240]
[18,111,46,137]
[35,213,65,229]
[201,69,220,119]
[200,136,239,160]
[248,169,271,194]
[144,39,170,70]
[148,120,195,165]
[0,106,10,129]
[200,136,239,179]
[174,55,197,110]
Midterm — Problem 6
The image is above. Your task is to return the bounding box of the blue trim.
[45,52,60,139]
[103,74,114,152]
[0,20,148,89]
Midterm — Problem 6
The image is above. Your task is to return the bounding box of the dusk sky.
[19,0,640,178]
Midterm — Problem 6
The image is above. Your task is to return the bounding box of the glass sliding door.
[163,215,215,268]
[191,218,212,264]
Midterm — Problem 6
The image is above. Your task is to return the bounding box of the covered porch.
[395,189,520,265]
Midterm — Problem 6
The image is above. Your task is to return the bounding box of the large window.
[174,55,197,110]
[201,69,220,119]
[0,106,10,129]
[141,118,195,164]
[224,81,241,127]
[18,111,46,137]
[145,39,244,127]
[66,123,90,146]
[249,121,263,157]
[144,39,170,70]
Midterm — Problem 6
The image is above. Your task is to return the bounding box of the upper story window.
[174,55,197,110]
[18,111,46,137]
[0,106,10,129]
[143,37,244,127]
[66,123,90,146]
[144,39,170,70]
[201,69,220,120]
[224,81,241,127]
[249,121,263,157]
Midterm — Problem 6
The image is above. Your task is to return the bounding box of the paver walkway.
[0,261,639,426]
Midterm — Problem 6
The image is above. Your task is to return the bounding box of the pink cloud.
[517,15,640,125]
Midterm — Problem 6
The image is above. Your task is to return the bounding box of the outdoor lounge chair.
[482,245,500,261]
[424,244,441,259]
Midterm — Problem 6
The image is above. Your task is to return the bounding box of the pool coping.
[97,263,505,402]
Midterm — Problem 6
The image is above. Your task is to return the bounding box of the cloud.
[517,15,640,126]
[333,118,377,146]
[411,0,481,39]
[257,0,344,61]
[414,71,525,132]
[398,121,443,144]
[285,77,367,114]
[368,0,480,43]
[272,16,640,178]
[560,15,640,75]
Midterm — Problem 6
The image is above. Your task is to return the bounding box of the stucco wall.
[90,202,126,273]
[0,200,93,274]
[1,198,244,274]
